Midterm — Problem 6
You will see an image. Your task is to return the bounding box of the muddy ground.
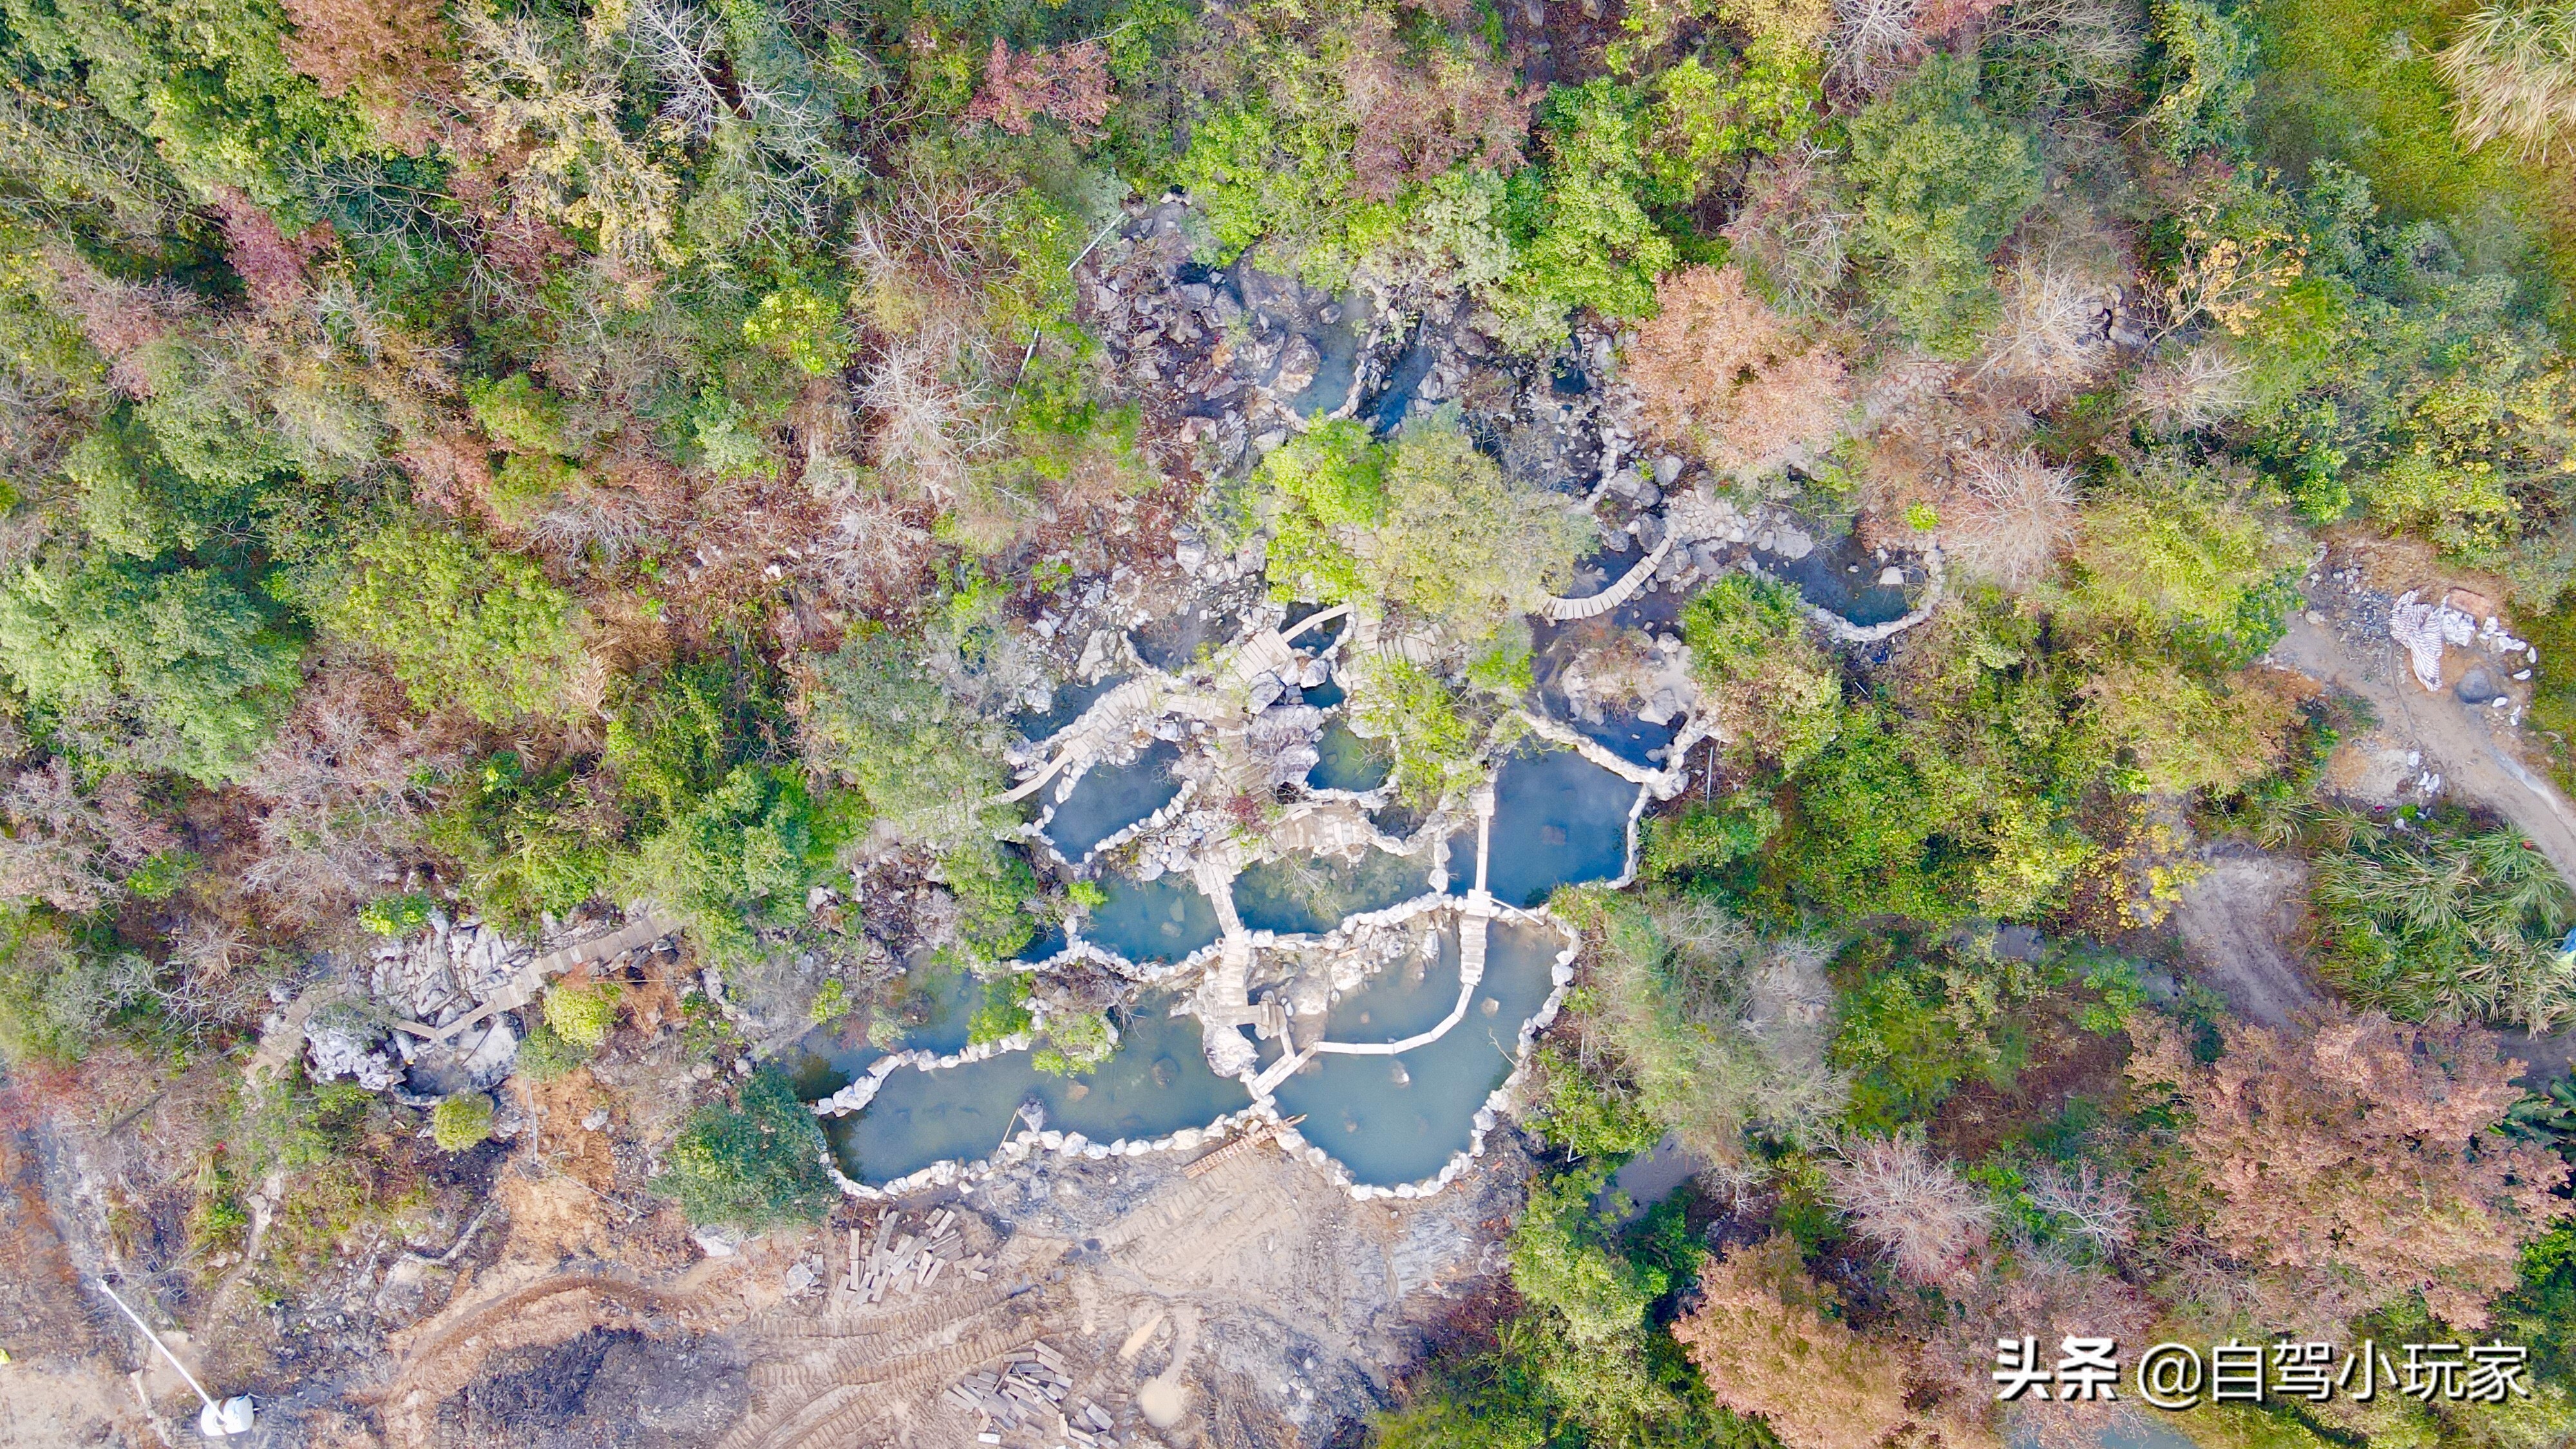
[1,1101,1524,1449]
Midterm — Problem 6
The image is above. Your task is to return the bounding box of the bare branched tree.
[1946,448,2078,591]
[1978,257,2117,407]
[2130,342,2251,434]
[1829,0,1924,97]
[1821,1128,1994,1285]
[624,0,726,141]
[1723,147,1857,313]
[2025,1159,2141,1251]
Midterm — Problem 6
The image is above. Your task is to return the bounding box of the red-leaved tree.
[961,39,1114,142]
[2130,1012,2572,1328]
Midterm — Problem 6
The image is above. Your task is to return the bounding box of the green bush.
[2145,0,2262,162]
[430,1093,495,1152]
[657,1067,837,1229]
[1031,1009,1113,1074]
[312,526,588,726]
[799,629,1009,849]
[1828,931,2060,1129]
[939,844,1044,963]
[623,763,861,962]
[543,980,623,1049]
[1680,573,1844,775]
[514,1020,592,1083]
[359,894,437,938]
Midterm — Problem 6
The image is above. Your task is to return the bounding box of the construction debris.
[943,1343,1126,1448]
[848,1208,988,1304]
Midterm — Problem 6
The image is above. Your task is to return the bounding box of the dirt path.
[2268,611,2576,1079]
[2268,612,2576,887]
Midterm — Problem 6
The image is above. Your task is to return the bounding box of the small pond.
[1045,741,1184,860]
[1577,712,1678,769]
[1365,339,1438,431]
[1133,611,1239,672]
[1233,849,1426,936]
[1596,1132,1705,1224]
[1308,721,1391,793]
[785,965,985,1101]
[1320,927,1463,1045]
[1759,529,1913,627]
[1083,873,1221,963]
[825,998,1248,1186]
[1287,294,1368,417]
[1484,750,1640,907]
[1282,602,1349,650]
[1271,920,1562,1185]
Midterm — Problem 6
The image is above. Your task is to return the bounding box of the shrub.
[939,844,1043,963]
[2145,0,2262,161]
[967,974,1033,1044]
[1032,1009,1113,1074]
[2063,455,2304,666]
[799,630,1009,852]
[1487,80,1678,352]
[423,752,618,930]
[430,1092,495,1151]
[1548,891,1844,1162]
[657,1066,837,1228]
[2306,810,2576,1029]
[622,763,862,963]
[543,980,623,1048]
[2439,2,2576,160]
[1369,417,1591,642]
[1347,657,1479,808]
[1828,931,2053,1126]
[1257,419,1384,604]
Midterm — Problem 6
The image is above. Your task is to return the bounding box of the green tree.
[1491,80,1680,351]
[1680,574,1842,775]
[1844,55,2041,354]
[312,526,588,726]
[0,546,299,784]
[1368,419,1591,641]
[658,1066,837,1228]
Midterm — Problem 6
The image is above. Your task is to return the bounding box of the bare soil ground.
[0,1124,141,1449]
[2257,550,2576,1079]
[61,1126,1526,1448]
[2269,611,2576,887]
[2168,852,2321,1029]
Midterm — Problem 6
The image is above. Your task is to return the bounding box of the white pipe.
[95,1283,216,1412]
